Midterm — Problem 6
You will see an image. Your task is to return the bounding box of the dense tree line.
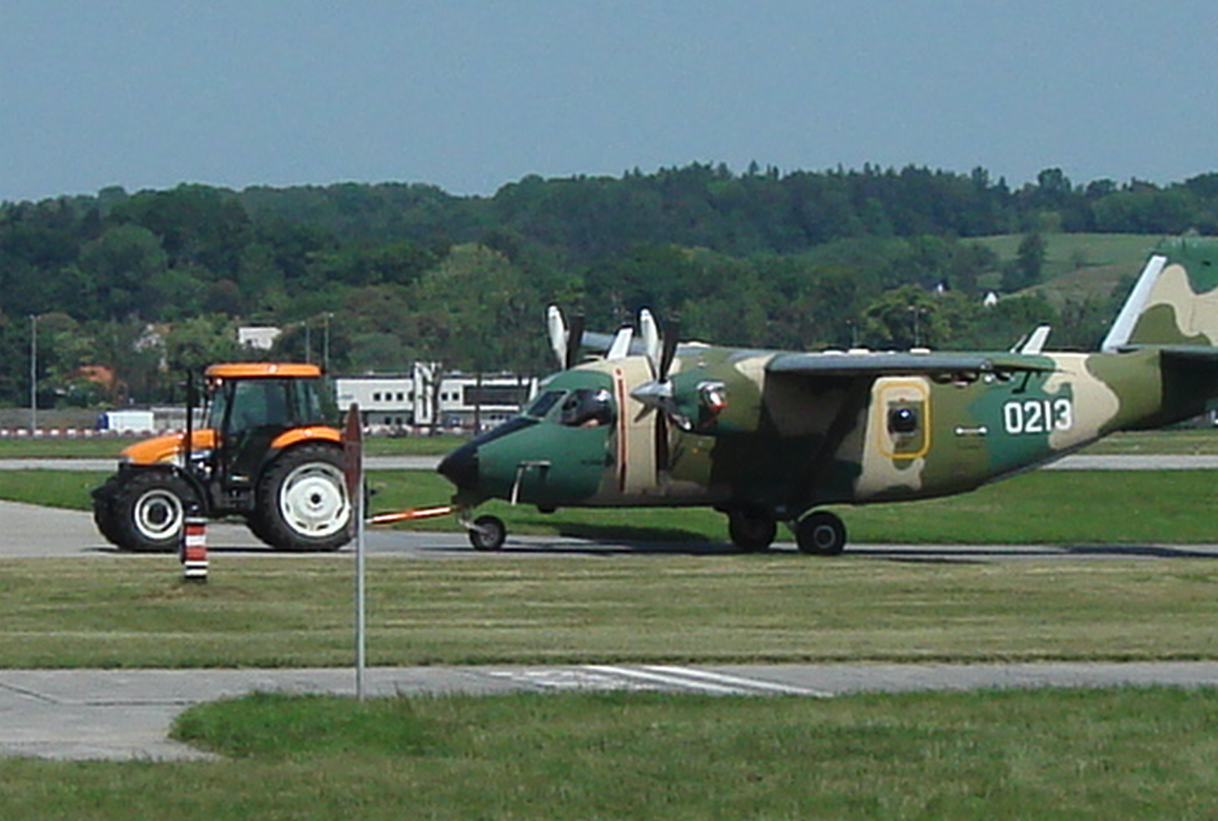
[0,163,1210,409]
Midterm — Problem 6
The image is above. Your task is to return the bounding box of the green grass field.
[973,232,1158,303]
[5,466,1217,546]
[0,432,466,458]
[5,414,1218,817]
[4,555,1218,668]
[2,426,1216,460]
[1,688,1212,820]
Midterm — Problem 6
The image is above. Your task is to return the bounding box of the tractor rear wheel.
[252,444,352,551]
[107,470,197,552]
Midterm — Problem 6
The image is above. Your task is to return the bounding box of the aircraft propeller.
[631,308,683,471]
[547,305,585,370]
[548,304,687,471]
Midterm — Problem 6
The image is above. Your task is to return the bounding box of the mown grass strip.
[0,427,1214,460]
[0,434,465,459]
[5,688,1213,821]
[3,557,1218,668]
[6,467,1218,546]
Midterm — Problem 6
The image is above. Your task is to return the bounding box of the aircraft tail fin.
[1102,237,1218,351]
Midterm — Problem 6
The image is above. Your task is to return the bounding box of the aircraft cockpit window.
[560,388,615,427]
[523,390,565,419]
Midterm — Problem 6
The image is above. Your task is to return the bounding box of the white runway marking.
[641,666,833,698]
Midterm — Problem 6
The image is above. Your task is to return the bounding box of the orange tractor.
[92,363,353,552]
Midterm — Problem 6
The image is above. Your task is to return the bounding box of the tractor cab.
[201,363,334,485]
[93,363,351,553]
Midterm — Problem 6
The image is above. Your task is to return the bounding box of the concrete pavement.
[9,662,1218,760]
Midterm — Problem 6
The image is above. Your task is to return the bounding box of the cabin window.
[888,406,919,435]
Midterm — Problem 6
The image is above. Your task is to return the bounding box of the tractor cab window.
[559,388,615,428]
[230,380,288,431]
[208,377,330,434]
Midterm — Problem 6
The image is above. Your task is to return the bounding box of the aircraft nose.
[437,442,480,492]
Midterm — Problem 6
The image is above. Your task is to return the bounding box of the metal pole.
[28,315,37,433]
[355,461,366,700]
[343,404,366,700]
[323,312,332,374]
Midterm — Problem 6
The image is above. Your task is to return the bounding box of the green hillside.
[975,233,1160,305]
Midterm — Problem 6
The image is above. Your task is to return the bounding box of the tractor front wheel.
[253,445,353,552]
[106,470,197,552]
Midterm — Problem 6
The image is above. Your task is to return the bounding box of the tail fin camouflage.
[1103,237,1218,350]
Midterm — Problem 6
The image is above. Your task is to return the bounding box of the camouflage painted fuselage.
[439,237,1218,528]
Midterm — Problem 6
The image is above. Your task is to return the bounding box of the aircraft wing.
[1151,345,1218,362]
[766,351,1056,377]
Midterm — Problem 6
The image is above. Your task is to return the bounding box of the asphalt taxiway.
[5,497,1218,562]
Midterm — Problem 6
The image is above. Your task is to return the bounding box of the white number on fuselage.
[1002,398,1072,435]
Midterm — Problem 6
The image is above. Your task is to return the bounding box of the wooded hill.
[0,163,1209,408]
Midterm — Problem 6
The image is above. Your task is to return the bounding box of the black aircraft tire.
[109,470,196,553]
[796,511,847,556]
[727,508,777,552]
[255,444,353,552]
[469,515,507,551]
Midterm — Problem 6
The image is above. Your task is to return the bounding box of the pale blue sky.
[3,1,1216,203]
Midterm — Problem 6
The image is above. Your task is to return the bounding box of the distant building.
[335,363,536,432]
[238,326,282,351]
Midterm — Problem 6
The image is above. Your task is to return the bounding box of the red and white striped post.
[180,515,209,583]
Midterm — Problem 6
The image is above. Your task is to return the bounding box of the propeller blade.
[566,313,585,369]
[639,308,661,375]
[659,315,679,381]
[607,325,634,360]
[546,305,568,369]
[655,406,670,475]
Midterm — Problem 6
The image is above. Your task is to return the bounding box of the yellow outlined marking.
[876,378,930,460]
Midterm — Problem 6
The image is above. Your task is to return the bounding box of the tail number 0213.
[1002,398,1073,435]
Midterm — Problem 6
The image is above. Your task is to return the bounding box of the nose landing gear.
[461,511,507,551]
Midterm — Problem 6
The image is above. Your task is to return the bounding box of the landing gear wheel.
[468,515,507,551]
[254,444,352,552]
[796,511,847,556]
[727,508,777,552]
[108,470,197,552]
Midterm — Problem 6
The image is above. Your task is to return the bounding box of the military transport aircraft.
[437,237,1218,555]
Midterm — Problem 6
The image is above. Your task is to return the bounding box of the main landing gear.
[448,506,848,555]
[725,507,848,556]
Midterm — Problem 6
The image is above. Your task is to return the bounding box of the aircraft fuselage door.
[877,378,930,459]
[855,376,933,501]
[609,359,657,497]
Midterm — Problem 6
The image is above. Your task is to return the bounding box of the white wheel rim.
[134,489,184,541]
[279,462,350,538]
